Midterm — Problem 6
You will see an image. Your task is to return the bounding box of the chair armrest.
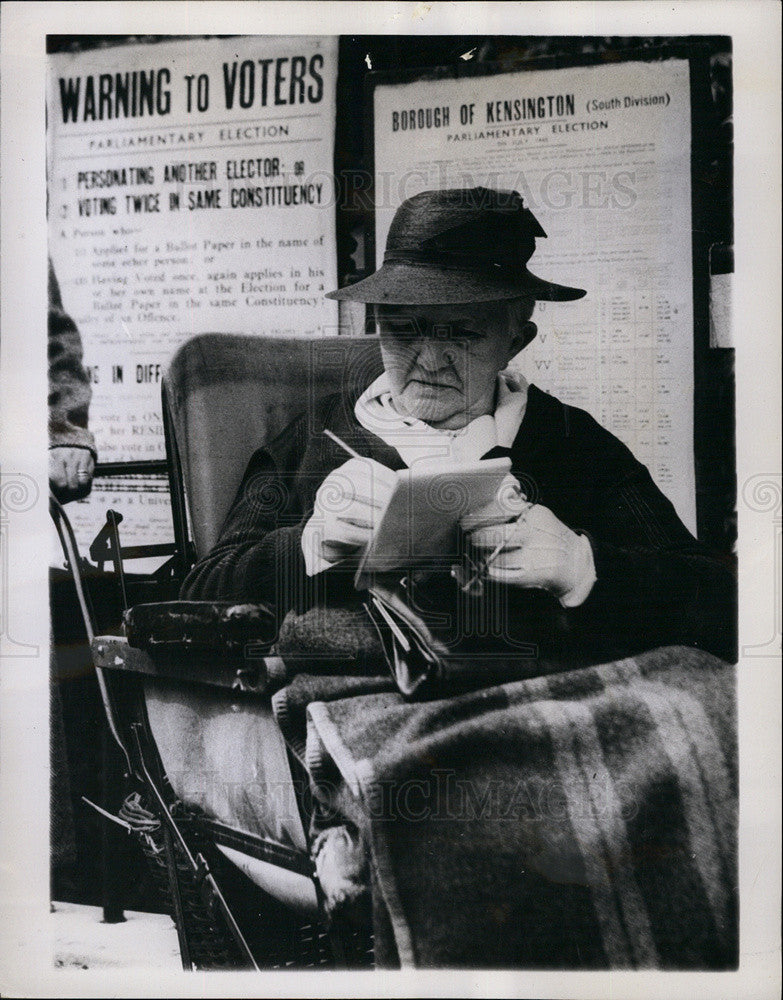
[124,600,277,657]
[92,600,283,693]
[92,634,286,695]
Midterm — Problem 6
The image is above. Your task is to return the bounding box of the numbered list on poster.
[47,36,337,562]
[374,58,696,531]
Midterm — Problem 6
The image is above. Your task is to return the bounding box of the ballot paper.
[354,455,511,585]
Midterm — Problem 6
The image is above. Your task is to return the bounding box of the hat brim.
[325,262,586,304]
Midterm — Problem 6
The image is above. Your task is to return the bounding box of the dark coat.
[181,383,737,665]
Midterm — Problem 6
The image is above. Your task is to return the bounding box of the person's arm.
[470,405,737,663]
[48,259,97,500]
[179,407,367,620]
[179,420,311,616]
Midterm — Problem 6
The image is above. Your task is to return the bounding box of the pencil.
[323,427,363,460]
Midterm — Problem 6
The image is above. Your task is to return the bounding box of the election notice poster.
[46,35,338,562]
[374,57,697,532]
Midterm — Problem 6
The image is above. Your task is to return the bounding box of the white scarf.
[354,370,529,468]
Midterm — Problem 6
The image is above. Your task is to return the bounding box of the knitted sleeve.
[48,258,97,457]
[179,403,359,622]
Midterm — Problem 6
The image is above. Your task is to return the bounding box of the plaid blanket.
[295,645,736,969]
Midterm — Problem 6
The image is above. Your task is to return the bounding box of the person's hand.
[465,502,596,606]
[49,446,95,502]
[303,457,398,569]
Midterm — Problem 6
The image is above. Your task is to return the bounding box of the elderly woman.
[181,188,735,667]
[175,189,737,969]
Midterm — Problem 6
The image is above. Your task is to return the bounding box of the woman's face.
[377,301,530,429]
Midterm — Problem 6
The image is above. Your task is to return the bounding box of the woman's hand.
[302,457,398,570]
[465,502,597,606]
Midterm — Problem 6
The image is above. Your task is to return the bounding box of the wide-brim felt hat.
[326,187,586,305]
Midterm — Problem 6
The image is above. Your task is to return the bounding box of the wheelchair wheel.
[127,791,374,970]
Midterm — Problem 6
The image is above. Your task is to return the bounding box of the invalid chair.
[57,333,384,970]
[54,331,739,970]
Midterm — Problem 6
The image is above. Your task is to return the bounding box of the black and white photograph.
[0,2,780,996]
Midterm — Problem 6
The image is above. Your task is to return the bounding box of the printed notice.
[47,36,338,562]
[48,36,338,463]
[374,58,696,531]
[52,474,174,577]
